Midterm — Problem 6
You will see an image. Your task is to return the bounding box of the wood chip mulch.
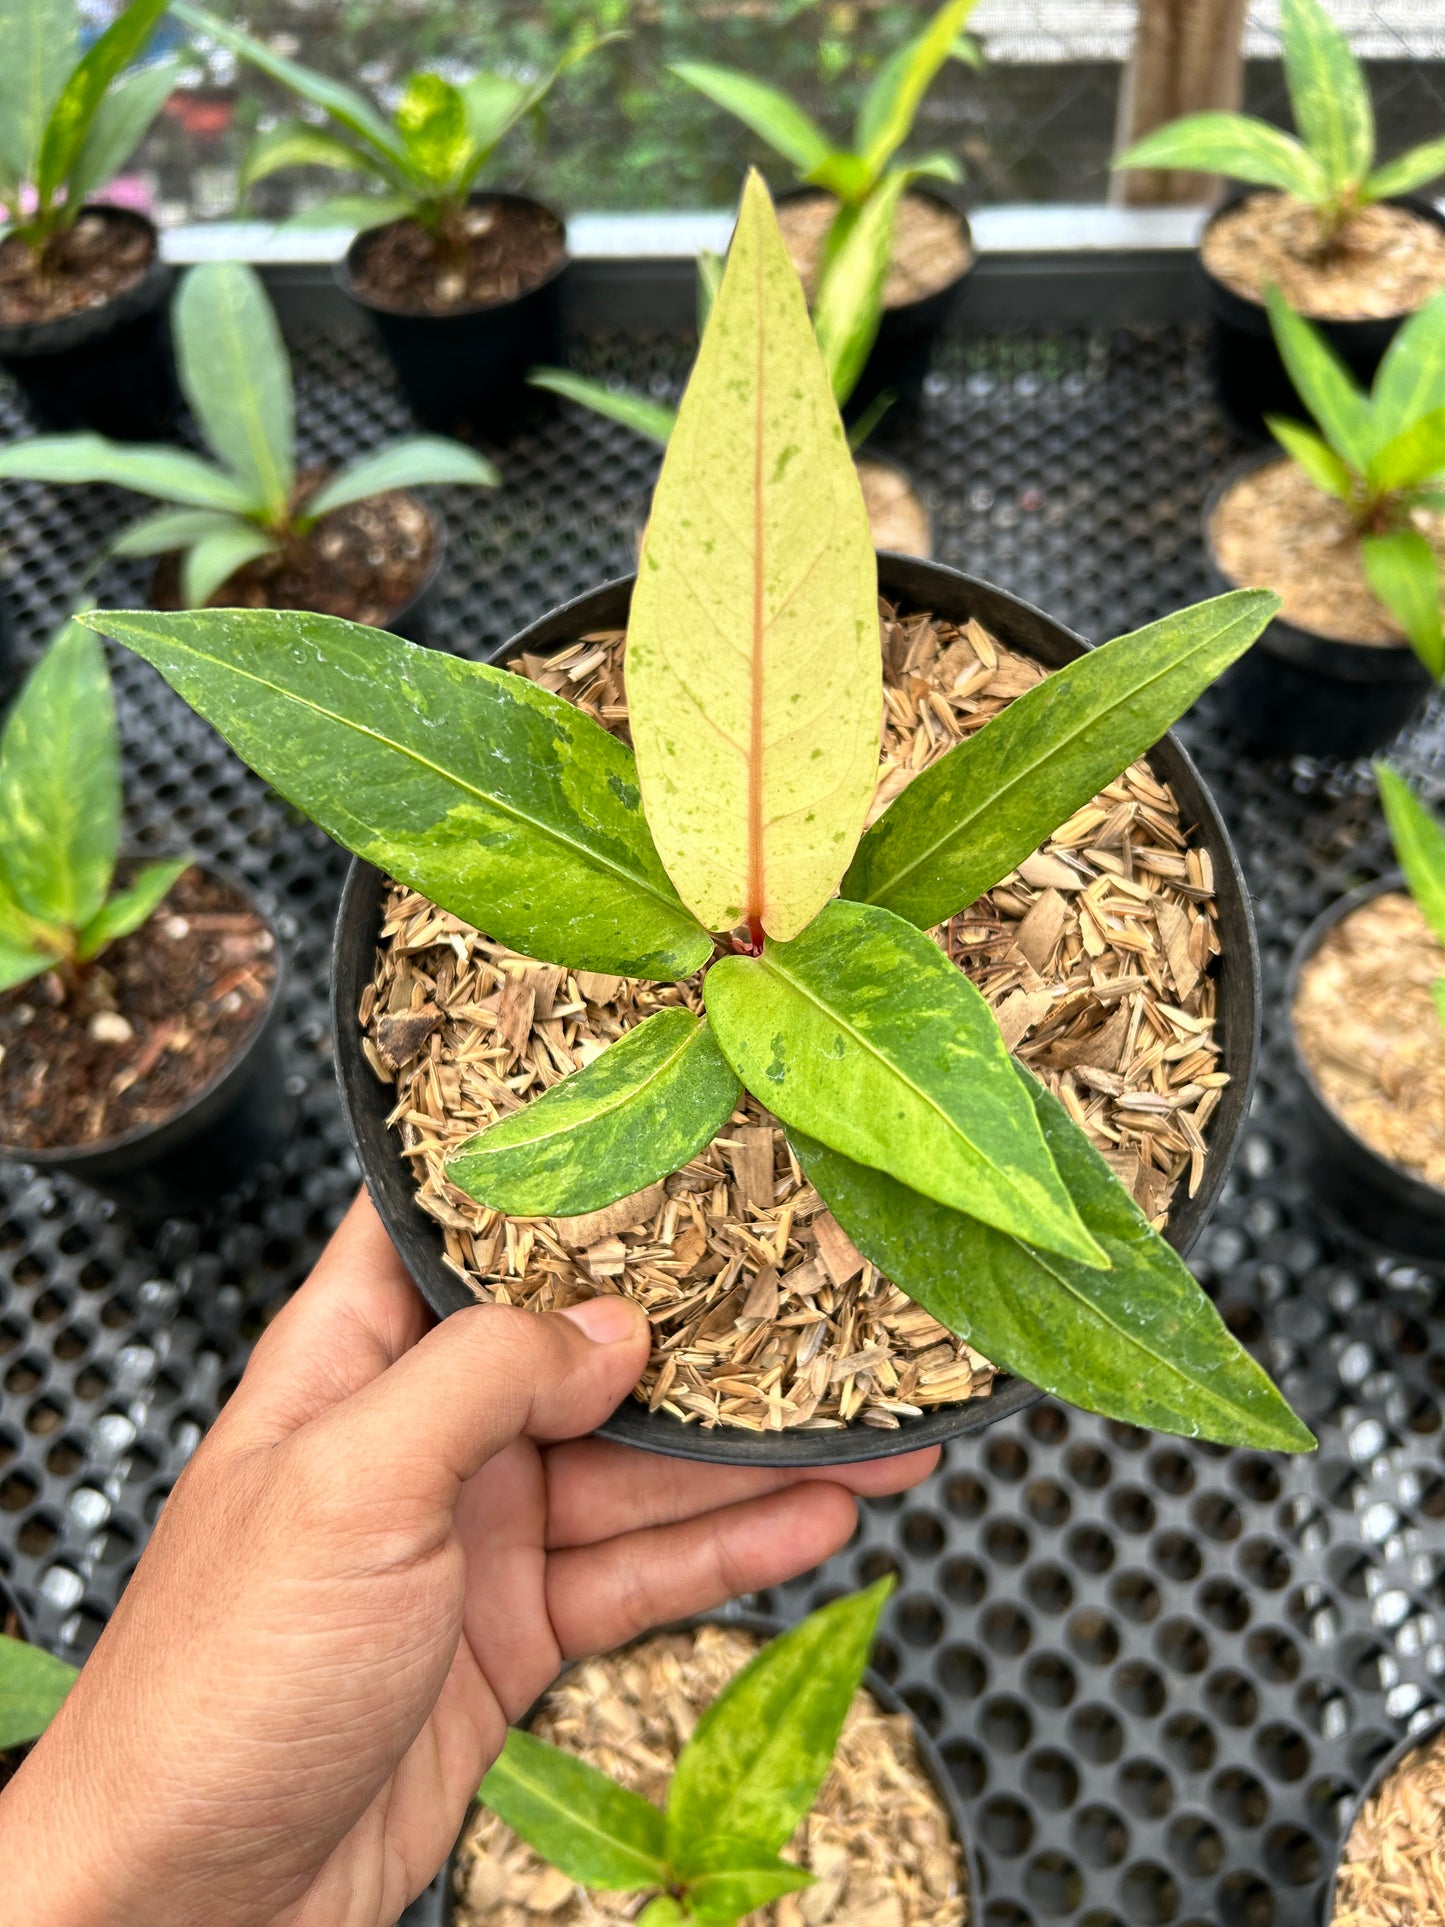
[1295,890,1445,1193]
[453,1624,969,1927]
[362,604,1228,1434]
[1333,1725,1445,1925]
[1202,194,1445,319]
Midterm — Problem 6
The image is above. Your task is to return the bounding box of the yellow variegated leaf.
[625,170,881,944]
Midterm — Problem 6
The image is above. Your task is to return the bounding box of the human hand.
[0,1192,939,1927]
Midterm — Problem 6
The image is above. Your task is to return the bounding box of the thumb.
[307,1294,651,1500]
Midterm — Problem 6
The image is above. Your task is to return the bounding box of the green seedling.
[80,174,1312,1450]
[173,1,617,247]
[1376,762,1445,1031]
[1262,285,1445,676]
[0,260,496,607]
[1115,0,1445,244]
[0,0,177,261]
[0,1625,76,1753]
[478,1583,895,1926]
[0,620,188,994]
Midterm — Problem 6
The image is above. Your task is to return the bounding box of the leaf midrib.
[468,1016,706,1157]
[125,629,700,928]
[211,275,289,514]
[496,1751,666,1877]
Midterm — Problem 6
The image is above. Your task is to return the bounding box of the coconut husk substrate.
[1202,194,1445,320]
[1295,891,1445,1193]
[361,603,1228,1435]
[1333,1725,1445,1925]
[453,1623,968,1927]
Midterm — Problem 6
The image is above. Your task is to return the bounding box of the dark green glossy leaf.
[842,590,1276,928]
[668,62,833,178]
[1281,0,1373,192]
[685,1839,813,1921]
[791,1071,1315,1451]
[1265,288,1373,471]
[176,263,294,521]
[1361,528,1445,676]
[1114,114,1324,202]
[479,1727,668,1891]
[0,1632,78,1751]
[1377,762,1445,949]
[79,607,712,981]
[1266,416,1354,500]
[447,1008,739,1218]
[704,899,1105,1269]
[0,621,118,932]
[528,369,676,447]
[36,0,167,204]
[76,856,189,962]
[69,55,180,206]
[668,1581,890,1863]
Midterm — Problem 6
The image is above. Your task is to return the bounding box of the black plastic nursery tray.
[1,303,1443,1927]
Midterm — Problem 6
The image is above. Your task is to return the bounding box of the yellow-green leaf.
[625,171,881,943]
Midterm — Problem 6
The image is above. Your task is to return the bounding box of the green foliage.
[0,622,187,995]
[1115,0,1444,239]
[81,179,1305,1449]
[0,0,176,254]
[1375,762,1445,1031]
[1261,287,1445,676]
[0,1631,77,1752]
[176,0,617,238]
[0,262,495,609]
[478,1584,890,1925]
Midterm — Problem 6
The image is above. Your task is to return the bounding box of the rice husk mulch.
[1294,890,1445,1194]
[453,1623,969,1927]
[361,602,1228,1434]
[1202,194,1445,319]
[776,191,972,307]
[1332,1724,1445,1925]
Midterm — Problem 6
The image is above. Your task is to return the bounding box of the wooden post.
[1112,0,1250,205]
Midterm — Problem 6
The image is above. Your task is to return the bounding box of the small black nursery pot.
[1288,876,1445,1259]
[1323,1707,1445,1926]
[440,1609,981,1927]
[339,193,569,444]
[0,207,176,442]
[332,554,1261,1468]
[1202,188,1445,441]
[1204,456,1433,760]
[0,868,291,1219]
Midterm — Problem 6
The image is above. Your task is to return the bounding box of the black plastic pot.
[1202,188,1445,440]
[780,185,975,425]
[1288,874,1445,1259]
[1322,1706,1445,1925]
[436,1608,980,1927]
[0,207,177,442]
[332,554,1261,1466]
[0,867,292,1218]
[1203,454,1433,760]
[338,194,568,444]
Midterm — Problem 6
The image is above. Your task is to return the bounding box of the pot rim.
[775,179,976,313]
[332,554,1261,1465]
[1199,185,1445,328]
[337,190,571,321]
[441,1605,980,1927]
[1286,868,1445,1223]
[0,858,285,1168]
[1202,450,1435,680]
[1321,1704,1445,1927]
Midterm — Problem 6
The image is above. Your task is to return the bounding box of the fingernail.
[560,1294,641,1345]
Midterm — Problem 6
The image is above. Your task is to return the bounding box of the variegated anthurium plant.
[1263,287,1445,677]
[0,621,188,995]
[477,1583,898,1927]
[0,260,496,608]
[1376,763,1445,1034]
[1115,0,1445,244]
[81,175,1312,1451]
[0,0,177,259]
[172,1,616,244]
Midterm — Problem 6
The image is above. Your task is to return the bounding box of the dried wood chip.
[730,1124,777,1213]
[374,1004,441,1071]
[1015,888,1068,973]
[814,1212,867,1287]
[555,1182,667,1247]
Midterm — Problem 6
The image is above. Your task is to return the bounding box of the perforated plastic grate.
[1,314,1443,1927]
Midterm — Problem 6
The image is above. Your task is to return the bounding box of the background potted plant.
[0,0,182,440]
[0,261,496,641]
[175,2,614,441]
[83,177,1310,1464]
[1289,763,1445,1258]
[1205,286,1445,758]
[0,1582,76,1792]
[0,620,287,1217]
[451,1580,976,1927]
[1114,0,1445,436]
[1324,1705,1445,1924]
[671,0,980,422]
